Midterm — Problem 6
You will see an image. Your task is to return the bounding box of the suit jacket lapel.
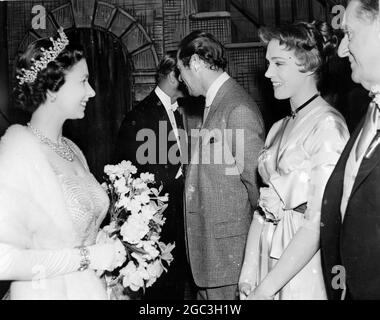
[151,92,170,123]
[187,80,229,190]
[350,136,380,197]
[342,115,380,208]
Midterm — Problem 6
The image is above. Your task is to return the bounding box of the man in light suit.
[320,0,380,300]
[177,30,265,300]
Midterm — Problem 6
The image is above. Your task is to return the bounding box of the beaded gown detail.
[51,140,109,247]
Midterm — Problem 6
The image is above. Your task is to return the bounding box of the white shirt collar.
[205,72,230,107]
[154,86,178,112]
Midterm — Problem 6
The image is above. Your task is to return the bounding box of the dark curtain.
[0,2,10,137]
[63,28,132,182]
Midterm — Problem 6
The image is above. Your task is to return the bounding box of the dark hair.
[178,30,227,71]
[351,0,379,22]
[155,52,180,83]
[259,21,338,88]
[13,33,84,113]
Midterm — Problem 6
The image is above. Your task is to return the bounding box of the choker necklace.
[27,123,74,162]
[290,93,320,119]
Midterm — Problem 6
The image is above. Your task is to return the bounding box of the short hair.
[259,21,338,86]
[156,52,180,83]
[178,30,227,71]
[351,0,380,22]
[13,34,84,113]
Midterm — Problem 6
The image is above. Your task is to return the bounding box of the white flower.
[134,191,150,205]
[152,212,166,226]
[120,261,149,291]
[140,172,155,183]
[141,204,156,221]
[132,178,148,190]
[119,160,137,175]
[113,239,127,269]
[114,177,130,194]
[120,214,149,244]
[157,193,169,202]
[139,240,160,260]
[158,241,175,265]
[145,260,164,288]
[131,252,148,265]
[104,164,123,180]
[129,198,142,215]
[116,195,130,209]
[150,234,160,243]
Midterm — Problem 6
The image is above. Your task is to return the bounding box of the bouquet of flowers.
[99,160,175,298]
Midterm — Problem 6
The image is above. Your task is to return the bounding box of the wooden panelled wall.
[197,0,347,42]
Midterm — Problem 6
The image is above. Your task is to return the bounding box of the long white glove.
[0,240,126,281]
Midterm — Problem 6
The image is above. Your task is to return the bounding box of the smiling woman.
[260,21,338,105]
[0,28,126,300]
[238,21,349,300]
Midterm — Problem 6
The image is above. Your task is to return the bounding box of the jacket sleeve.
[226,103,265,208]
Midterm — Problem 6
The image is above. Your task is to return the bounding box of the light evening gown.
[255,103,349,300]
[0,125,110,300]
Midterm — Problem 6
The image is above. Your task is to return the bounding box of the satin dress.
[255,103,349,300]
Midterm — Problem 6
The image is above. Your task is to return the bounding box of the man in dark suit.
[320,0,380,300]
[177,31,264,300]
[114,53,193,300]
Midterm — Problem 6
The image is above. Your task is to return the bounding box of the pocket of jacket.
[213,220,248,239]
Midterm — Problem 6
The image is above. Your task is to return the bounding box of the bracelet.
[78,246,90,271]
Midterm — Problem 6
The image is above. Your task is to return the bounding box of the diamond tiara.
[16,27,69,85]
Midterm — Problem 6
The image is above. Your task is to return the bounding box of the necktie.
[356,101,379,161]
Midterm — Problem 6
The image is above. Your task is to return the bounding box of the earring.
[51,95,57,103]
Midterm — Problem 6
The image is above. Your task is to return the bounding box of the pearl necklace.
[27,123,75,162]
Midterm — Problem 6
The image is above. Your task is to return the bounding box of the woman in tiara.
[238,21,350,300]
[0,28,126,300]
